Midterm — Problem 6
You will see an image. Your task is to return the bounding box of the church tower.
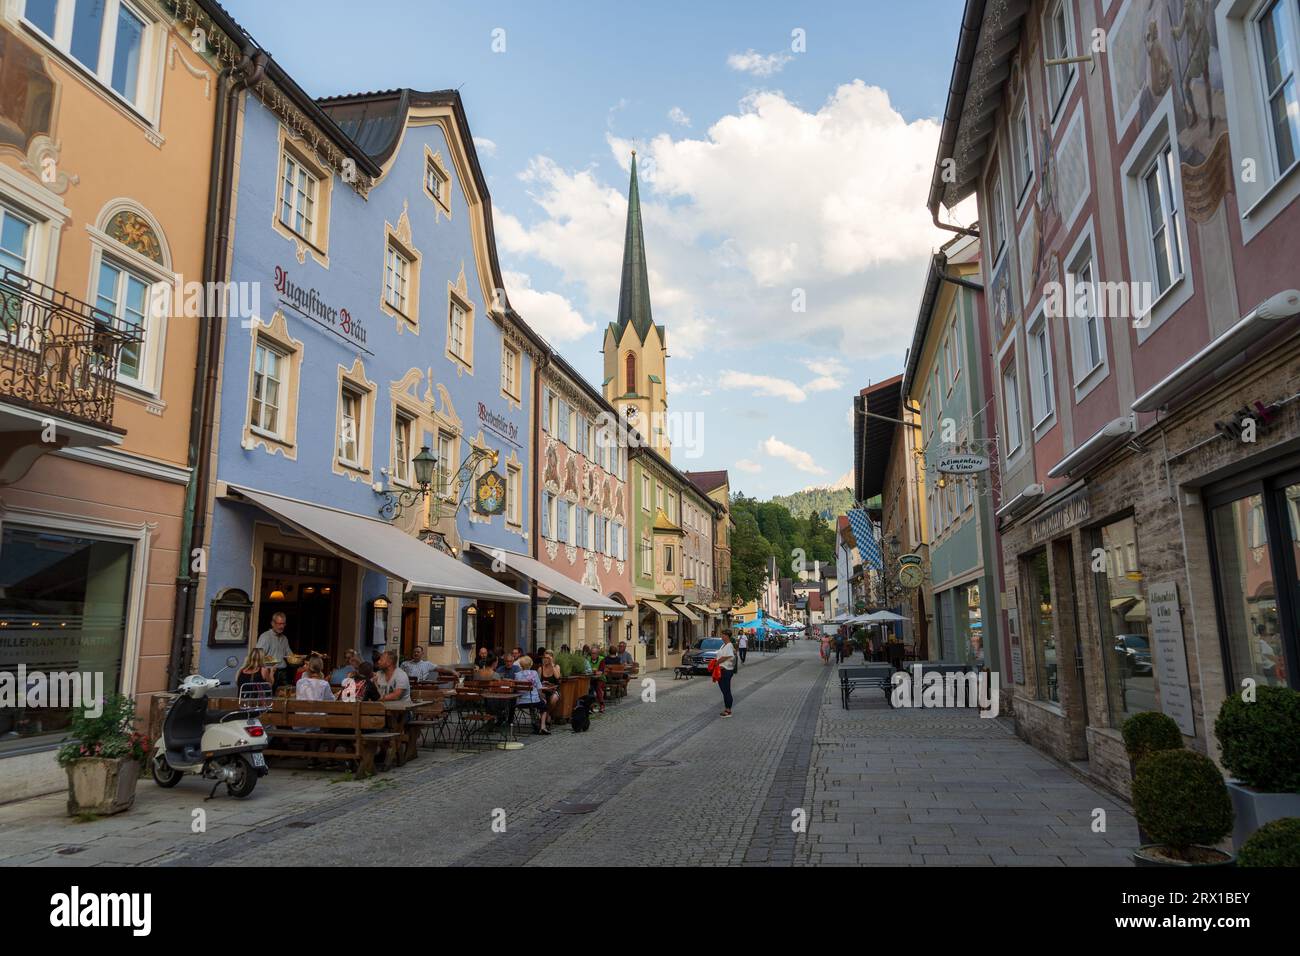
[603,152,670,460]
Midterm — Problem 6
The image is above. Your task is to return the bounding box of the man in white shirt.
[375,651,411,703]
[255,612,293,689]
[400,645,436,681]
[714,634,736,717]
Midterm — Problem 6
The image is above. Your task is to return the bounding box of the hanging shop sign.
[937,454,990,474]
[474,469,507,516]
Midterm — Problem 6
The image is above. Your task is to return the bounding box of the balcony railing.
[0,268,141,430]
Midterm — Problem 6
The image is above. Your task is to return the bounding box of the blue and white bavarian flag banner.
[848,509,882,569]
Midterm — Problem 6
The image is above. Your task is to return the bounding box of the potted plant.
[1121,711,1185,843]
[1214,686,1300,850]
[1236,817,1300,867]
[554,652,591,722]
[1132,749,1234,866]
[57,694,150,818]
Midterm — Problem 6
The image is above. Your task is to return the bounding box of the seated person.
[295,656,334,701]
[513,656,551,735]
[616,641,635,666]
[331,650,361,685]
[400,645,437,681]
[341,661,381,702]
[496,650,522,679]
[374,651,411,703]
[473,655,499,681]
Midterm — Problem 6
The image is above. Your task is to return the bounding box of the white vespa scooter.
[151,655,270,798]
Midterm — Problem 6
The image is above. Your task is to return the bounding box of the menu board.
[1148,581,1194,736]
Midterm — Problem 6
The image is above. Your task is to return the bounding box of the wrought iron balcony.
[0,268,141,430]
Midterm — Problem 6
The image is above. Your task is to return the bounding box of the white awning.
[468,544,626,611]
[674,603,701,623]
[640,599,678,617]
[226,486,528,604]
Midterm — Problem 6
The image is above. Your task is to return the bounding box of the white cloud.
[473,137,498,157]
[734,458,762,473]
[761,436,827,475]
[727,49,792,77]
[497,81,971,361]
[667,106,691,127]
[801,357,848,392]
[502,270,593,343]
[719,371,806,403]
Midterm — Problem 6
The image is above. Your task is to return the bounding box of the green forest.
[769,486,855,521]
[729,493,839,604]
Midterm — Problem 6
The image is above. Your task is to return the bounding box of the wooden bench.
[227,698,399,776]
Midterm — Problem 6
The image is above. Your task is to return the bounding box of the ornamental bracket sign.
[937,454,990,474]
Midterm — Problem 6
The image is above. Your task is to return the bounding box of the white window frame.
[337,385,363,467]
[392,411,413,487]
[437,431,457,499]
[500,341,520,400]
[1043,0,1079,126]
[279,152,320,246]
[1063,221,1110,398]
[985,160,1007,268]
[20,0,162,119]
[1119,94,1195,342]
[1012,98,1036,209]
[384,242,411,316]
[448,297,469,361]
[250,339,287,438]
[1219,0,1300,241]
[999,342,1025,459]
[642,473,651,512]
[1255,0,1300,181]
[1026,304,1056,433]
[92,256,154,391]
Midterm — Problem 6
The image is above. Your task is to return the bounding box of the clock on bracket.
[898,563,925,589]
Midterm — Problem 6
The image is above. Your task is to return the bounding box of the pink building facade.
[931,0,1300,795]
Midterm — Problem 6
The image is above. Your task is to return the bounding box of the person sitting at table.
[537,650,562,711]
[496,650,522,679]
[587,646,607,713]
[475,645,491,669]
[374,650,411,703]
[296,656,334,702]
[331,650,360,684]
[401,645,436,682]
[514,655,551,735]
[616,642,634,666]
[237,648,273,694]
[342,661,381,703]
[474,655,498,681]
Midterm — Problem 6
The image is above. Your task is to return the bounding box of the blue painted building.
[195,80,547,674]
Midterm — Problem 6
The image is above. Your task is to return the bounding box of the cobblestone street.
[1,640,1137,867]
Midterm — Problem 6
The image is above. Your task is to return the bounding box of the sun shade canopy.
[468,544,626,611]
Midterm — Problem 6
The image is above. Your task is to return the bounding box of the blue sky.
[225,0,971,498]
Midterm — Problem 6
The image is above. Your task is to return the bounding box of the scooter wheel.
[225,756,258,798]
[152,756,183,788]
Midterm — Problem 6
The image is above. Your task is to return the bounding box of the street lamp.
[378,445,440,519]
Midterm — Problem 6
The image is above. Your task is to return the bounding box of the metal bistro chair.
[452,690,496,751]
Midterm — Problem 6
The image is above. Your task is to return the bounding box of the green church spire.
[614,151,655,342]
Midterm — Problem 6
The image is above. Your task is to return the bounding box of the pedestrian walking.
[834,631,845,664]
[820,632,832,665]
[737,631,748,665]
[715,632,736,717]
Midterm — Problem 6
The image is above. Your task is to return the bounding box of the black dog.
[570,693,596,732]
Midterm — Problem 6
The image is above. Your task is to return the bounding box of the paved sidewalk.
[795,667,1138,866]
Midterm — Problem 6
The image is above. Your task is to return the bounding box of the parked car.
[1114,634,1153,676]
[682,638,726,674]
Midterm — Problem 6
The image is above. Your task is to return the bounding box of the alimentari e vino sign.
[937,454,990,474]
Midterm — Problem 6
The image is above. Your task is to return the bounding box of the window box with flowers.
[57,694,150,817]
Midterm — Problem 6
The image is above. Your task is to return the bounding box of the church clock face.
[623,404,639,422]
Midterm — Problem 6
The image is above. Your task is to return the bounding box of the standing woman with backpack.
[715,632,737,717]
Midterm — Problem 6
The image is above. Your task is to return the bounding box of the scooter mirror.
[225,655,240,669]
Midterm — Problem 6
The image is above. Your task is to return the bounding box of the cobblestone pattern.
[796,670,1140,866]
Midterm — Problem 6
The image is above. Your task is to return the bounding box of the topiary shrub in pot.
[1132,749,1234,866]
[1214,686,1300,850]
[1121,711,1185,767]
[1236,817,1300,867]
